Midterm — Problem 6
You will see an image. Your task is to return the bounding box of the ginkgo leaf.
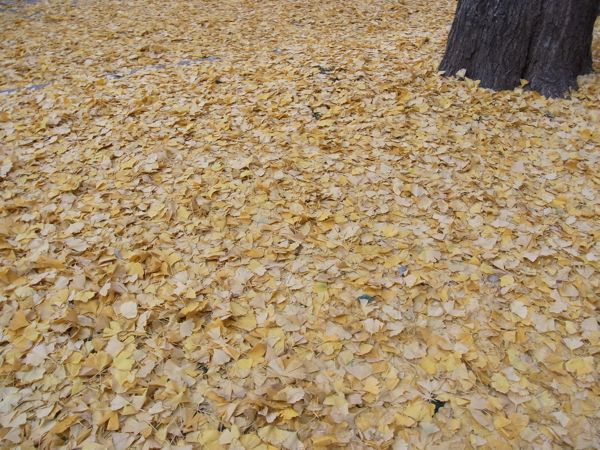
[119,301,138,319]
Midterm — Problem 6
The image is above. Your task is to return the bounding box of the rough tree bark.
[439,0,599,98]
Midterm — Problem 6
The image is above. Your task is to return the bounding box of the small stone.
[357,294,375,303]
[487,274,500,283]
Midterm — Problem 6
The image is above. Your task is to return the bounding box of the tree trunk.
[439,0,599,98]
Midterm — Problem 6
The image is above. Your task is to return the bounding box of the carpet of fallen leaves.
[1,0,600,448]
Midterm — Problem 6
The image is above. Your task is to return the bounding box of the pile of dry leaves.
[1,0,599,448]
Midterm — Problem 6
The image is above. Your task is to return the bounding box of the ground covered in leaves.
[1,0,600,448]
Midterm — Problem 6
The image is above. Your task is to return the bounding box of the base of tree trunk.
[439,0,599,98]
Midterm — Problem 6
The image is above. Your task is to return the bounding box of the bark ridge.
[439,0,599,97]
